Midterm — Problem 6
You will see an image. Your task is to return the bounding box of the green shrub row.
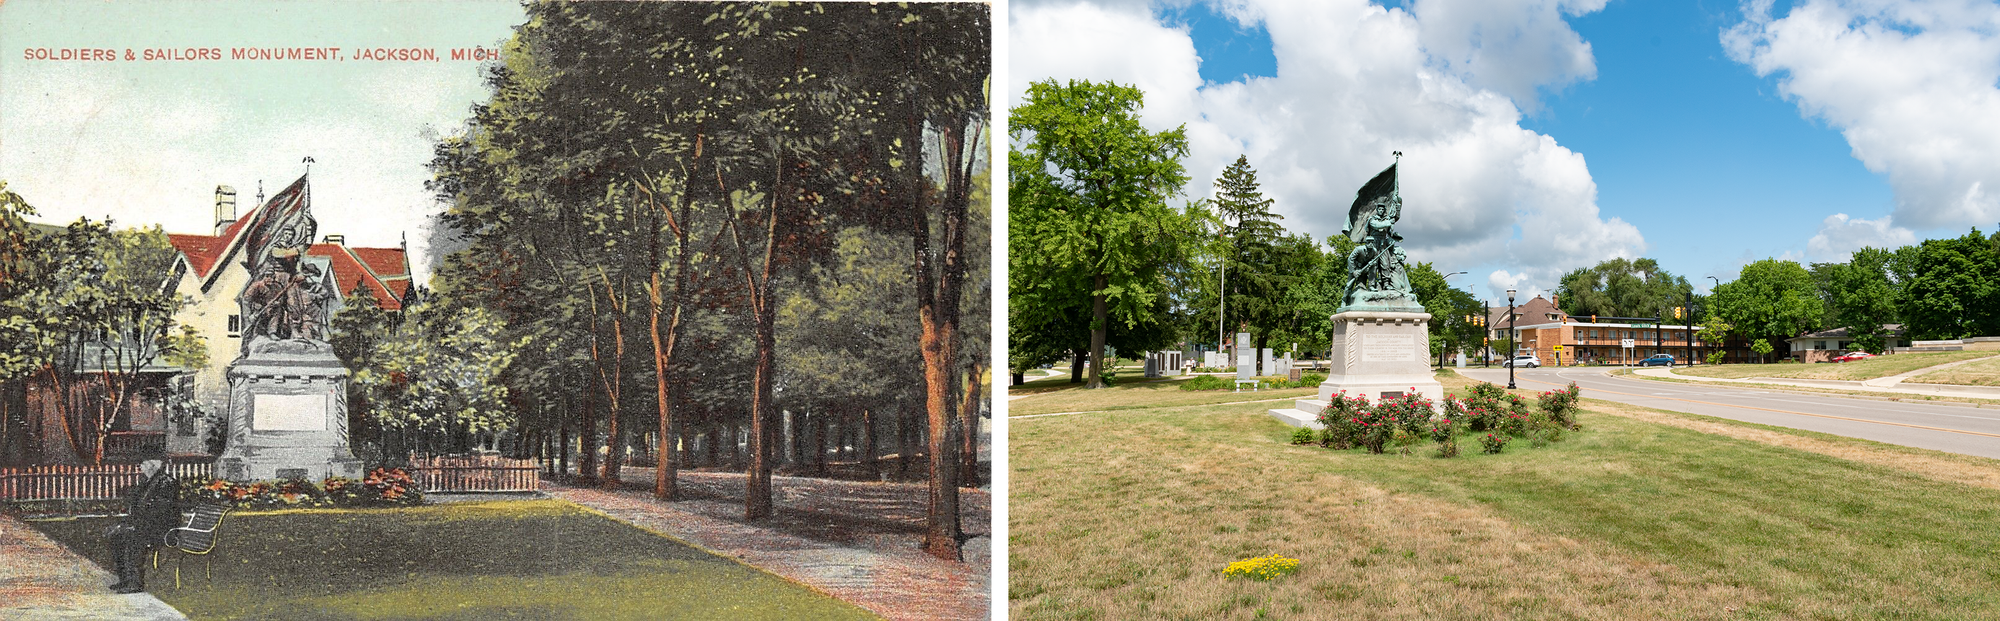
[1180,373,1325,391]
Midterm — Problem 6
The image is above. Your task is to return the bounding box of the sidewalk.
[1637,362,2000,401]
[0,514,186,621]
[545,470,989,621]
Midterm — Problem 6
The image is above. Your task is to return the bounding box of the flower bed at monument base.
[1310,381,1584,457]
[180,467,423,510]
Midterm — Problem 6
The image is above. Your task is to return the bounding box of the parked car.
[1831,351,1876,363]
[1504,354,1541,368]
[1638,354,1677,367]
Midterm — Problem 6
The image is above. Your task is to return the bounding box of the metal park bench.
[152,503,231,589]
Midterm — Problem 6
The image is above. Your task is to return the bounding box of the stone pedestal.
[214,337,362,481]
[1269,310,1442,428]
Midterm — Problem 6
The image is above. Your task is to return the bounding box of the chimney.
[323,234,344,245]
[213,185,237,235]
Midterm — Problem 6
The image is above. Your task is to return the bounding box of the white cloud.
[1412,0,1602,109]
[1725,0,2000,231]
[1805,213,1918,262]
[1011,0,1643,298]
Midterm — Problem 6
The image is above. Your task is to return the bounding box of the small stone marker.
[1235,332,1254,380]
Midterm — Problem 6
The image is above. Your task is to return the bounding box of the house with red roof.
[159,185,413,455]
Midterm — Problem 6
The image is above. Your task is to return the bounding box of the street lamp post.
[1706,275,1721,364]
[1443,271,1465,367]
[1684,286,1694,366]
[1506,288,1517,390]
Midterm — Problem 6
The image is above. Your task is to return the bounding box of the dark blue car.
[1638,354,1676,367]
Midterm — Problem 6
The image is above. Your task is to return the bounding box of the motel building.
[1483,295,1741,366]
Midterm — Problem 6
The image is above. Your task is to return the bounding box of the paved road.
[1459,367,2000,460]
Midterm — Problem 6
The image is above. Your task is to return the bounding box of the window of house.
[1547,313,1560,321]
[1816,341,1826,350]
[228,314,241,337]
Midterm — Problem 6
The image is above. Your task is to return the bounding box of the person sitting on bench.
[105,458,181,593]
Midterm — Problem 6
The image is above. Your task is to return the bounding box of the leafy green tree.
[330,283,400,455]
[1408,262,1484,366]
[1811,247,1900,353]
[354,303,526,451]
[1711,259,1823,350]
[1010,79,1195,390]
[1899,230,2000,340]
[1556,258,1691,320]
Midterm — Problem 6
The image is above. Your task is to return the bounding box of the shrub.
[1290,427,1317,445]
[177,468,423,510]
[1297,373,1325,386]
[1480,433,1509,454]
[1538,382,1582,429]
[1223,554,1301,581]
[1430,415,1461,458]
[1459,383,1513,431]
[1375,391,1436,438]
[1178,375,1231,391]
[1316,392,1374,451]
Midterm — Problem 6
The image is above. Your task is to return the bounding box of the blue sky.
[0,0,525,280]
[1012,0,2000,300]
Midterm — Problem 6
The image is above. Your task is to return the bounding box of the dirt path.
[545,470,988,621]
[0,514,186,621]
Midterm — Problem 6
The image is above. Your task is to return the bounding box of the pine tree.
[1212,155,1294,364]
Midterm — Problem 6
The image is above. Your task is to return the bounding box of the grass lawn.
[1011,373,2000,620]
[1008,372,1317,417]
[1672,350,1991,381]
[1905,355,2000,386]
[29,499,875,621]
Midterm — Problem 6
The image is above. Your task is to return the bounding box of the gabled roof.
[165,233,225,277]
[1789,324,1904,341]
[309,243,404,311]
[162,194,409,312]
[1488,296,1565,327]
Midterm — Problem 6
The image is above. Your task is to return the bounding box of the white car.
[1503,354,1541,368]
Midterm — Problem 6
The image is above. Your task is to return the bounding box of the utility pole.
[1506,288,1517,389]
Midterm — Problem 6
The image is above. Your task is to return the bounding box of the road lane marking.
[1507,374,2000,440]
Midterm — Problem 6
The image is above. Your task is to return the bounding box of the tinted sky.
[0,0,525,279]
[1012,0,2000,300]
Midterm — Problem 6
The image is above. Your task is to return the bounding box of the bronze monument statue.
[1339,157,1422,312]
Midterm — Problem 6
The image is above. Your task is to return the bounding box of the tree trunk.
[1069,351,1083,383]
[577,373,597,485]
[812,411,828,475]
[860,407,878,480]
[960,360,985,487]
[1086,271,1109,390]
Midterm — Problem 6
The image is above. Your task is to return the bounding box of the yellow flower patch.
[1222,554,1300,581]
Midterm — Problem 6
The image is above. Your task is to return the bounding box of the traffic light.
[1673,306,1684,320]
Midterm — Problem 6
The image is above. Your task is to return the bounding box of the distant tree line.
[1555,229,2000,357]
[371,2,988,561]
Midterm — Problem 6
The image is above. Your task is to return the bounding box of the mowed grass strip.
[1011,397,2000,619]
[1009,373,1317,417]
[1906,355,2000,386]
[1672,351,1991,381]
[29,499,876,621]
